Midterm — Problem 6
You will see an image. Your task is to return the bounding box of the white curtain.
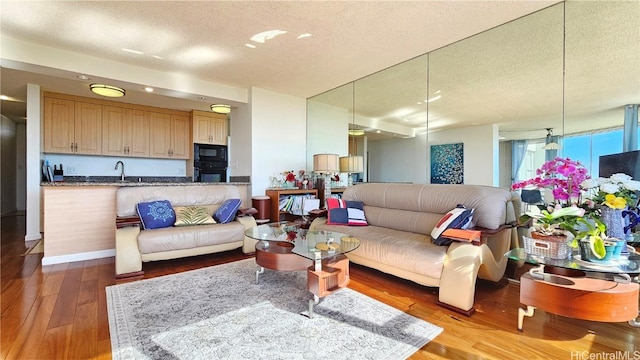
[511,140,528,184]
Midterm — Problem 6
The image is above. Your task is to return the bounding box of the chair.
[520,189,543,212]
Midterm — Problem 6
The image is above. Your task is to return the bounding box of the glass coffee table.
[245,222,361,317]
[506,248,640,330]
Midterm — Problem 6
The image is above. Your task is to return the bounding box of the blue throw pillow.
[136,200,176,230]
[431,205,474,246]
[213,199,242,224]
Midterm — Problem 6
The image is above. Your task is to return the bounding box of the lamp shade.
[90,84,125,97]
[313,154,339,173]
[211,104,231,114]
[339,156,364,173]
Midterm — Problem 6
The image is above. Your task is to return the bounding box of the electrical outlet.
[67,167,76,174]
[178,168,185,174]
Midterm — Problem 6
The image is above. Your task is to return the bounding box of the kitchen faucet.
[115,161,125,181]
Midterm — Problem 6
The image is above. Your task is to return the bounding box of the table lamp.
[339,155,364,187]
[313,154,339,208]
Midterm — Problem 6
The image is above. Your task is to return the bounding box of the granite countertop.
[41,176,250,187]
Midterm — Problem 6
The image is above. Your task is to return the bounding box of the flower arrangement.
[512,157,590,236]
[269,170,307,188]
[512,157,590,205]
[580,173,640,209]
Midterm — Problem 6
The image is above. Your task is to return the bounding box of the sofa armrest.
[236,215,258,254]
[115,225,143,277]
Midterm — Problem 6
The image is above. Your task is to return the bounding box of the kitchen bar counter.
[41,180,251,266]
[41,176,250,187]
[41,181,250,187]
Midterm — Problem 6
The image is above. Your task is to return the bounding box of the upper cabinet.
[43,92,190,159]
[43,96,102,155]
[192,110,228,145]
[149,112,190,159]
[102,106,150,157]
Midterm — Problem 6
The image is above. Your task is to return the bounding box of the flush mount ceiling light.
[211,104,231,114]
[90,84,125,97]
[348,129,365,136]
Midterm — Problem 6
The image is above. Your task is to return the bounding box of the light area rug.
[107,258,443,360]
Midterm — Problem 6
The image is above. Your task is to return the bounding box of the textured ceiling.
[1,1,637,143]
[0,0,557,121]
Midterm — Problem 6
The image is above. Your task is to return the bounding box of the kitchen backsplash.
[42,154,187,177]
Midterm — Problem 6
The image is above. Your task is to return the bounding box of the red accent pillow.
[326,198,368,226]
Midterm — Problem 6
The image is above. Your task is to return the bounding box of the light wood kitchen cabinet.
[149,112,190,159]
[192,110,228,145]
[102,106,150,157]
[43,97,102,155]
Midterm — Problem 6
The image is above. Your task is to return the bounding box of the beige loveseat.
[311,183,516,314]
[115,185,256,277]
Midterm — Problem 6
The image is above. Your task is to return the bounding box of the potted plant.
[513,157,590,258]
[572,218,620,262]
[580,173,640,239]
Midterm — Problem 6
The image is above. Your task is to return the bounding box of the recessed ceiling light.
[427,95,441,103]
[0,95,9,100]
[77,75,90,80]
[122,48,144,55]
[151,55,163,60]
[250,30,287,44]
[297,33,312,39]
[348,129,365,136]
[245,43,256,49]
[144,87,154,92]
[90,84,125,97]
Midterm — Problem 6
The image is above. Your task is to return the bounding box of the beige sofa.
[310,183,517,314]
[115,185,256,277]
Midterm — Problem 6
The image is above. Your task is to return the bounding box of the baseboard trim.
[42,249,115,266]
[25,233,43,241]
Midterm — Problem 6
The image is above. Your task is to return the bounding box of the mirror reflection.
[307,1,639,189]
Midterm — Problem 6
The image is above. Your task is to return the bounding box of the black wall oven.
[194,143,228,182]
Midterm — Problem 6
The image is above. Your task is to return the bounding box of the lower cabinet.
[43,186,117,261]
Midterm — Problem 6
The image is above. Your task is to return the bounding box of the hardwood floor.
[1,213,637,359]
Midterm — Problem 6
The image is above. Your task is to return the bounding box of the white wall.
[16,123,26,210]
[367,124,499,186]
[228,102,252,183]
[1,115,17,215]
[306,100,349,173]
[42,154,187,177]
[25,84,42,241]
[250,87,307,196]
[368,134,428,184]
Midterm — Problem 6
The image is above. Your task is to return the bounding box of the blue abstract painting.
[430,143,464,184]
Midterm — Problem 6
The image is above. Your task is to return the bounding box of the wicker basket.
[523,233,570,259]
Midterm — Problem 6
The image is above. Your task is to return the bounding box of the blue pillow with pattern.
[136,200,176,229]
[213,199,242,224]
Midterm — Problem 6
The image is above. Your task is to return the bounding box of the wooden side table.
[518,267,639,331]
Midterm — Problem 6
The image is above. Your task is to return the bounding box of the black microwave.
[194,143,227,163]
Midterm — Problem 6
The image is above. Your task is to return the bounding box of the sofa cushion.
[213,198,241,224]
[137,222,245,254]
[174,206,216,227]
[326,199,368,226]
[431,205,474,246]
[136,200,176,230]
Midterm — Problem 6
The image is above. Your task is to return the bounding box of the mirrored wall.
[307,1,640,188]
